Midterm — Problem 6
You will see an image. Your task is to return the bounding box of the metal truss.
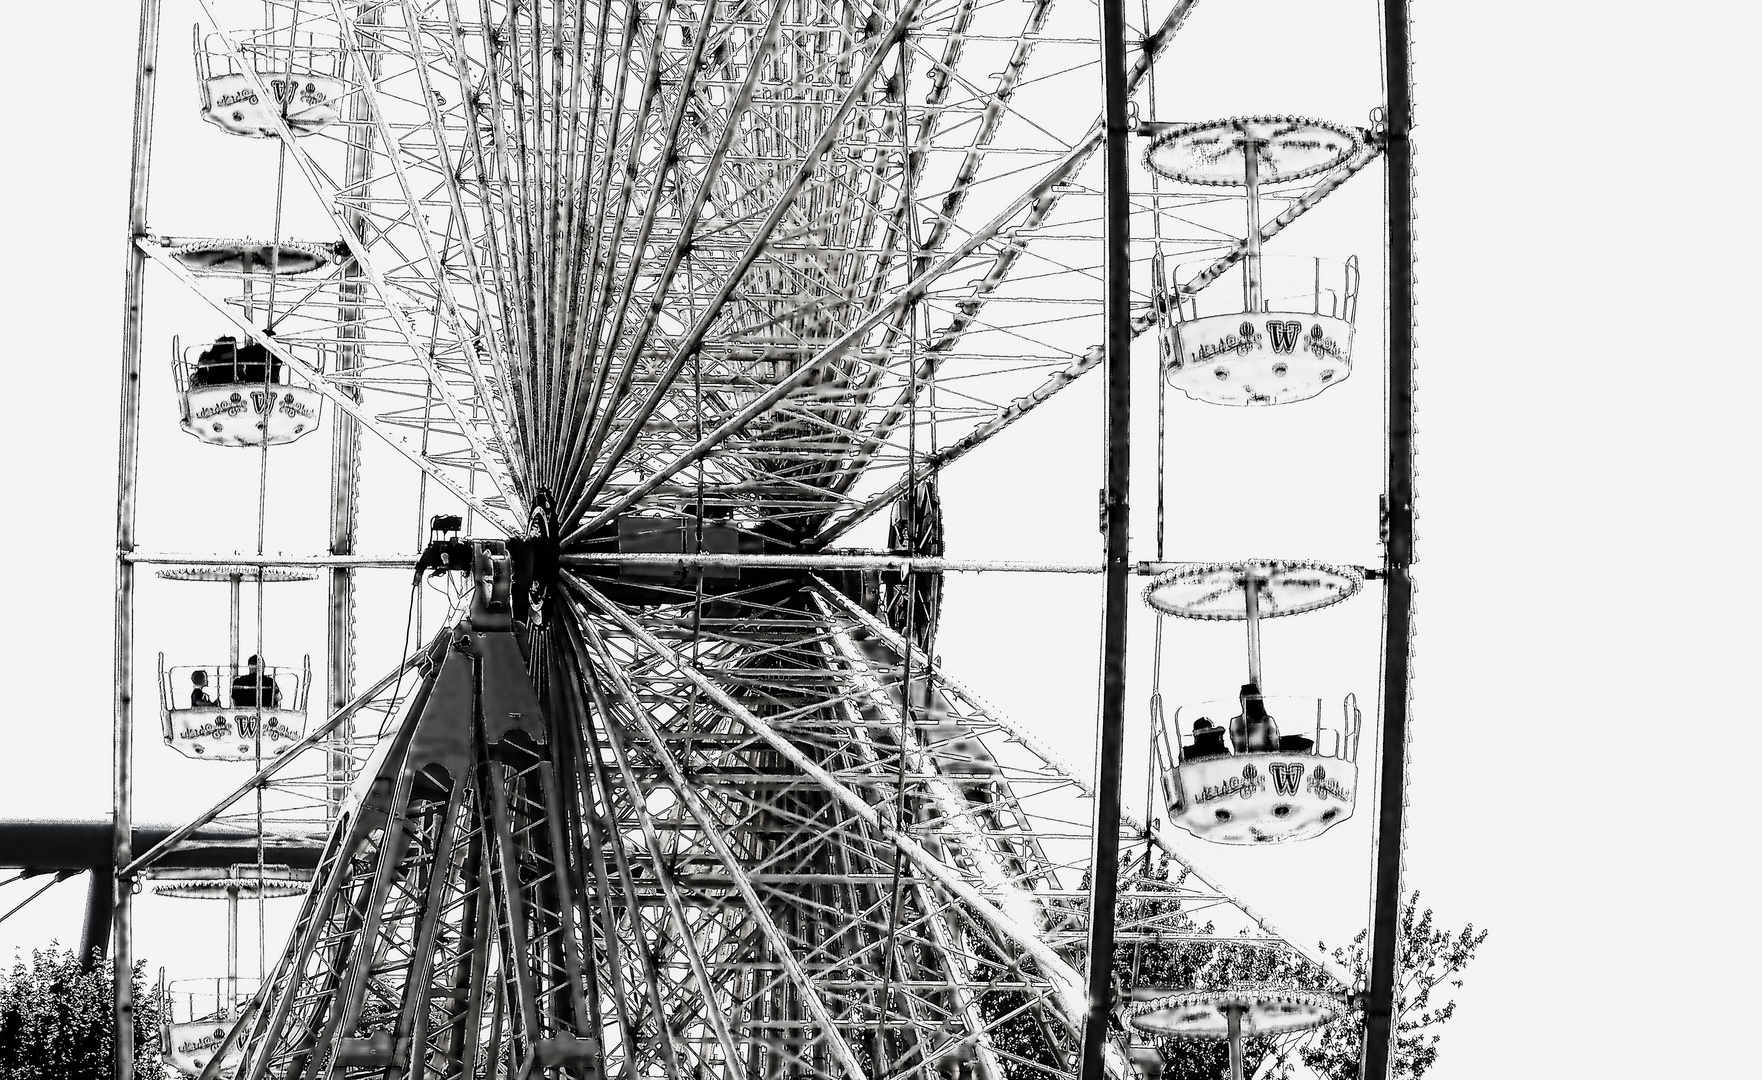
[119,0,1388,1077]
[153,0,1377,546]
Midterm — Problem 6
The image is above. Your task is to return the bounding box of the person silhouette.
[231,655,281,708]
[233,337,281,385]
[1230,682,1280,752]
[1187,718,1230,759]
[192,336,240,387]
[189,669,216,708]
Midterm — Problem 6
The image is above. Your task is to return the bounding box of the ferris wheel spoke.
[555,629,761,1076]
[564,66,1149,538]
[531,650,678,1078]
[557,0,733,497]
[430,1,552,482]
[568,599,1058,1076]
[812,144,1384,545]
[819,7,1202,506]
[196,6,526,520]
[562,0,921,521]
[534,1,782,502]
[569,579,1092,1025]
[141,241,515,532]
[338,0,537,471]
[812,582,1355,988]
[572,618,874,1080]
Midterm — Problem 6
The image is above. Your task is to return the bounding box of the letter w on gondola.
[1269,762,1304,796]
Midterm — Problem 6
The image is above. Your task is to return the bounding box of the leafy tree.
[1296,896,1487,1080]
[0,945,164,1080]
[1115,855,1330,1080]
[1115,864,1485,1080]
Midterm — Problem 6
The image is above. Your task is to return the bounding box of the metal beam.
[1078,0,1132,1073]
[139,240,515,533]
[81,871,115,968]
[125,551,420,569]
[569,579,1094,1022]
[578,617,868,1080]
[812,580,1356,988]
[194,0,524,521]
[1362,0,1416,1075]
[0,822,323,874]
[119,644,436,879]
[113,0,161,1072]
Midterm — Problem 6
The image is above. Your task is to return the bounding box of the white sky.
[0,2,1755,1077]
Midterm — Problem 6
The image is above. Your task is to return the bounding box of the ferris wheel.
[108,1,1415,1079]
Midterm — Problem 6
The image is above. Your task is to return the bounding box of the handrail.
[178,337,290,389]
[162,660,308,713]
[196,29,346,80]
[1169,254,1361,322]
[1169,694,1358,762]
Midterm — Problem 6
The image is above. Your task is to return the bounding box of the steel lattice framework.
[108,0,1403,1078]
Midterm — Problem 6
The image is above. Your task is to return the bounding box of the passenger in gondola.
[192,336,241,387]
[1230,682,1280,752]
[189,669,217,707]
[233,337,282,385]
[1187,718,1230,759]
[231,655,282,709]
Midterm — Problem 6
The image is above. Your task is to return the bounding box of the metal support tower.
[1362,0,1417,1075]
[113,0,162,1075]
[1080,0,1133,1077]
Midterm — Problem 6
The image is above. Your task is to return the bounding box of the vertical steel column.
[1240,132,1264,313]
[1243,574,1263,687]
[225,886,240,1008]
[1079,0,1132,1075]
[1225,1006,1245,1080]
[114,0,163,1075]
[229,574,242,673]
[1361,0,1415,1076]
[80,870,115,969]
[326,5,382,821]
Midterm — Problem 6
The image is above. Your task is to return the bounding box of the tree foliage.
[0,946,164,1080]
[1115,856,1332,1080]
[1294,896,1487,1080]
[1115,863,1486,1080]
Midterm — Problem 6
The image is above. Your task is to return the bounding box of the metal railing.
[156,657,312,731]
[1170,254,1360,322]
[193,27,345,84]
[1165,693,1361,763]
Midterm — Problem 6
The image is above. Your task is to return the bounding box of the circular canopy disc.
[151,865,309,899]
[166,238,345,276]
[157,564,319,583]
[1144,116,1361,186]
[1143,560,1362,620]
[1129,988,1344,1038]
